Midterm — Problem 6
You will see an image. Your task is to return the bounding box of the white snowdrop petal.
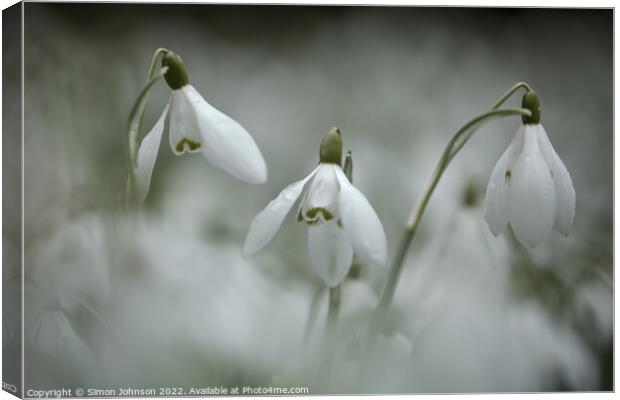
[134,104,169,204]
[535,124,576,235]
[294,184,310,223]
[243,166,320,257]
[168,88,203,155]
[534,124,555,167]
[334,166,387,267]
[484,126,524,236]
[508,126,556,247]
[183,85,267,184]
[550,155,576,235]
[301,163,340,223]
[307,221,354,287]
[485,149,512,236]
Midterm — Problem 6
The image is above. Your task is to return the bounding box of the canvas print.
[2,2,613,397]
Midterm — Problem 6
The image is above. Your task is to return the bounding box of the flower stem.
[302,286,324,345]
[490,82,532,110]
[322,149,351,336]
[322,148,351,338]
[364,105,532,354]
[319,284,340,390]
[146,48,170,82]
[325,285,341,337]
[317,149,352,385]
[137,48,169,137]
[124,65,168,207]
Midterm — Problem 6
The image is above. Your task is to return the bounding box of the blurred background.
[3,3,612,394]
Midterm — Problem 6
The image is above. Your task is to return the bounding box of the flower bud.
[521,90,541,125]
[319,127,343,165]
[161,51,189,90]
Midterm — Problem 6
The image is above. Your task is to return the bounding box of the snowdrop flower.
[485,91,575,247]
[134,50,267,202]
[243,128,387,287]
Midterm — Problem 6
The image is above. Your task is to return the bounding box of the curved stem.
[146,48,169,83]
[446,108,532,164]
[447,83,532,161]
[124,66,168,206]
[490,82,532,110]
[364,106,532,352]
[137,48,169,142]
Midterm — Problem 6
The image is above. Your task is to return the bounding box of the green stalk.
[302,286,324,345]
[146,48,170,82]
[364,105,532,353]
[325,285,341,338]
[319,283,341,390]
[137,48,169,137]
[490,82,533,110]
[323,150,353,338]
[448,82,533,162]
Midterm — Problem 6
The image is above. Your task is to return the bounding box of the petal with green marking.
[168,87,202,155]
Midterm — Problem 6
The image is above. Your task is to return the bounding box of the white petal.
[484,125,524,236]
[183,85,267,184]
[301,164,340,223]
[168,88,203,155]
[294,183,310,223]
[243,166,320,257]
[535,124,576,235]
[134,104,169,204]
[508,125,556,247]
[307,221,354,287]
[334,167,387,267]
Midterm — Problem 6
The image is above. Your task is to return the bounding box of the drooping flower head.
[134,50,267,203]
[243,128,387,287]
[484,90,576,247]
